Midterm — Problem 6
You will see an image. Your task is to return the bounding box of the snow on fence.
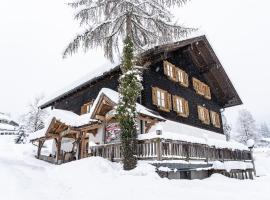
[90,138,252,162]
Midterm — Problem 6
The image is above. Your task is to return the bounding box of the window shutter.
[172,95,177,112]
[166,92,172,111]
[205,86,211,99]
[183,72,189,87]
[197,106,203,121]
[152,87,158,105]
[81,105,87,115]
[163,61,169,76]
[184,100,189,117]
[193,78,200,92]
[205,109,210,124]
[172,67,177,81]
[216,114,221,128]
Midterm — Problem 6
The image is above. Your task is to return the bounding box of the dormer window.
[81,100,94,114]
[152,87,171,112]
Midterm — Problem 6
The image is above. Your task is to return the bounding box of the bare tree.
[236,109,259,144]
[259,122,270,138]
[22,96,48,133]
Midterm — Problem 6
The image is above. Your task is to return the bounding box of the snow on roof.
[0,123,17,131]
[29,109,97,141]
[41,60,120,108]
[0,112,11,121]
[138,131,248,151]
[262,138,270,143]
[90,88,165,121]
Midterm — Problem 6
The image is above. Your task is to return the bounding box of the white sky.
[0,0,270,129]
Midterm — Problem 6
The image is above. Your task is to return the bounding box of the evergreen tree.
[14,126,28,144]
[64,0,194,170]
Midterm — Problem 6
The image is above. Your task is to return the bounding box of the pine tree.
[14,126,28,144]
[64,0,194,170]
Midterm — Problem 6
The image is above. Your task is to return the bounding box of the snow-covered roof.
[90,88,165,121]
[0,112,11,121]
[261,138,270,143]
[138,132,248,151]
[40,61,120,108]
[0,123,17,131]
[29,109,98,141]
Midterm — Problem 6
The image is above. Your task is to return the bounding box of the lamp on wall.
[156,125,163,135]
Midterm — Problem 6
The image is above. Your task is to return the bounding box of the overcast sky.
[0,0,269,129]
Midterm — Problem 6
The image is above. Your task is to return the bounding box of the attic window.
[152,87,171,112]
[81,100,94,115]
[210,111,221,128]
[172,95,189,117]
[193,78,211,99]
[197,105,210,124]
[163,61,176,81]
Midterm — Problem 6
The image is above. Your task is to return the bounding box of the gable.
[40,35,242,109]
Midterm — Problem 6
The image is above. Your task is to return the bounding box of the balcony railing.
[90,138,252,162]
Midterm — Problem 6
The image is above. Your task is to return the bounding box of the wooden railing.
[90,138,252,162]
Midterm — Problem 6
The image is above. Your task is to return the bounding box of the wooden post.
[56,137,62,164]
[37,140,44,159]
[157,138,162,161]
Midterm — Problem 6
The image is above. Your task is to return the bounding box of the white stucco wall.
[88,125,104,144]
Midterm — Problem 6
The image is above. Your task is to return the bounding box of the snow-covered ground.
[0,136,270,200]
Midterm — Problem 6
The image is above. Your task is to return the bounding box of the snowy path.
[0,136,269,200]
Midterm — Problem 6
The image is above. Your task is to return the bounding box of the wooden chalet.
[30,35,254,179]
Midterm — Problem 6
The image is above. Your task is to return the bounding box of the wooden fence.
[90,138,252,162]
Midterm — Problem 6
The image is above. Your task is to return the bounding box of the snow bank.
[0,136,270,200]
[212,161,253,172]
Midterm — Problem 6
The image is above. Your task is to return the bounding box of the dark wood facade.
[41,36,243,136]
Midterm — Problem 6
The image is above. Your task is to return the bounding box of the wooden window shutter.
[152,87,158,106]
[183,72,189,87]
[197,105,203,121]
[166,92,172,111]
[163,61,169,76]
[172,95,177,112]
[205,86,211,99]
[205,109,210,124]
[184,100,189,117]
[216,114,221,128]
[193,78,200,92]
[81,104,87,115]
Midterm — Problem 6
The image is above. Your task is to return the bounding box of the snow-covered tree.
[259,122,270,138]
[222,114,232,141]
[64,0,194,170]
[14,126,28,144]
[236,109,259,144]
[22,96,48,133]
[63,0,194,61]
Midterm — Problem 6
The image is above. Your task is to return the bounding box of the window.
[172,95,189,117]
[176,69,189,87]
[152,87,171,112]
[163,61,176,81]
[210,111,221,128]
[193,78,211,99]
[81,100,94,115]
[197,105,210,124]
